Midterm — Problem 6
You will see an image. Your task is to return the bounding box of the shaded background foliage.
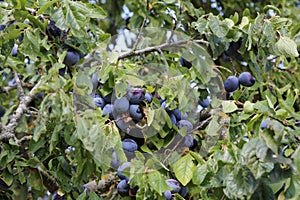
[0,0,300,199]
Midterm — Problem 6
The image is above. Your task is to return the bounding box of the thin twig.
[156,48,168,67]
[118,39,209,60]
[0,83,34,93]
[132,18,147,51]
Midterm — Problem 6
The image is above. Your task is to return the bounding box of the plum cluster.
[224,72,256,93]
[114,139,139,197]
[90,86,202,197]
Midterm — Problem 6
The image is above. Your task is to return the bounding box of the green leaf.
[274,36,299,57]
[37,0,58,15]
[209,15,230,38]
[147,171,170,194]
[224,165,258,199]
[222,101,238,113]
[173,153,195,186]
[192,164,207,185]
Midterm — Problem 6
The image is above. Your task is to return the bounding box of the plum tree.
[0,1,299,200]
[224,76,239,92]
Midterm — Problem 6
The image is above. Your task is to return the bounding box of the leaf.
[192,164,207,185]
[274,36,299,57]
[293,146,300,173]
[37,0,58,15]
[223,165,258,199]
[147,171,170,194]
[250,181,276,200]
[209,15,230,38]
[222,101,238,113]
[28,169,43,191]
[173,153,195,186]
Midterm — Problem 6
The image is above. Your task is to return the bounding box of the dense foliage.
[0,0,300,199]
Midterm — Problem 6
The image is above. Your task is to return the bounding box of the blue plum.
[224,76,239,92]
[180,57,192,69]
[102,104,113,119]
[166,179,181,193]
[128,88,145,104]
[164,190,172,200]
[111,151,120,168]
[176,120,193,132]
[180,186,188,198]
[117,180,130,197]
[93,95,106,109]
[122,139,138,152]
[261,118,271,130]
[198,96,210,108]
[144,91,153,103]
[117,162,131,180]
[169,113,177,125]
[114,97,129,114]
[11,43,18,57]
[129,104,143,121]
[239,72,256,87]
[63,51,81,67]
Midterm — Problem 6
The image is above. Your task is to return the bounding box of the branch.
[117,39,209,60]
[0,83,33,94]
[14,72,25,97]
[0,77,44,142]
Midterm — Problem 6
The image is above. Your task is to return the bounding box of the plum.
[93,95,106,109]
[102,104,114,120]
[114,97,129,114]
[122,139,138,152]
[129,104,143,121]
[239,72,256,87]
[144,91,153,103]
[169,113,177,125]
[117,162,131,180]
[224,76,239,92]
[11,43,18,57]
[165,179,181,193]
[63,51,81,67]
[198,96,210,108]
[183,134,194,148]
[128,88,145,104]
[164,190,172,200]
[180,186,188,198]
[111,151,120,168]
[261,118,271,130]
[176,120,193,132]
[180,57,192,69]
[117,180,130,197]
